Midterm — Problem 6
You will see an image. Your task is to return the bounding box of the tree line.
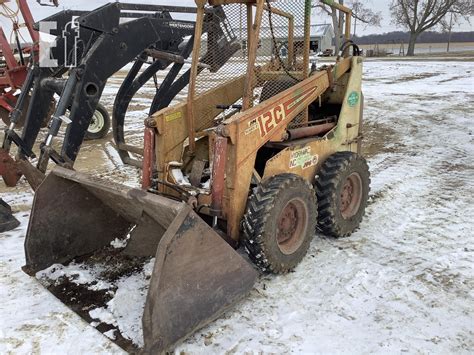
[314,0,474,56]
[353,31,474,45]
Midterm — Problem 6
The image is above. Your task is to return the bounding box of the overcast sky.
[1,0,473,39]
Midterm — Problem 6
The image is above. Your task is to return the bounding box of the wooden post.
[186,2,206,154]
[302,0,311,123]
[343,11,352,57]
[288,17,294,67]
[242,0,264,110]
[246,4,252,57]
[345,11,351,41]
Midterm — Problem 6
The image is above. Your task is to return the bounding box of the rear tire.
[85,103,110,140]
[242,173,317,273]
[316,152,370,238]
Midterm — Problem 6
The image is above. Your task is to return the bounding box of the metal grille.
[258,0,307,125]
[196,5,247,92]
[192,1,308,127]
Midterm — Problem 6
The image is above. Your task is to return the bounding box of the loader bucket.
[24,167,257,353]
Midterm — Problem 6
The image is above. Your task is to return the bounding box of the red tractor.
[0,0,39,125]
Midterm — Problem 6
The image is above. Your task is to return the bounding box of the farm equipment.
[0,0,110,137]
[0,2,209,188]
[0,0,38,126]
[0,198,19,232]
[23,0,369,353]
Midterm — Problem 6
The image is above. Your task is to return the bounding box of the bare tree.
[313,0,344,52]
[313,0,382,53]
[390,0,474,56]
[351,1,382,36]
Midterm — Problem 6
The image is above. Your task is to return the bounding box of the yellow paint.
[165,111,182,122]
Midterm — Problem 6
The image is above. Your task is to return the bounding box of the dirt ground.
[0,59,473,354]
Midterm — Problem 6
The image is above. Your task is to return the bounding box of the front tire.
[85,103,110,140]
[316,152,370,238]
[242,174,317,274]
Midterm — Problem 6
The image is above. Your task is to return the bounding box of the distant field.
[359,41,474,55]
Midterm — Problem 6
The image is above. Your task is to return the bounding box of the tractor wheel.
[315,152,370,238]
[242,173,317,273]
[85,103,110,140]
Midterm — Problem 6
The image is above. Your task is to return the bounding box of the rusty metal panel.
[0,149,22,187]
[23,167,185,272]
[143,207,258,353]
[23,171,132,273]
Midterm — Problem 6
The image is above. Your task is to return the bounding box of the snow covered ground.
[1,60,473,354]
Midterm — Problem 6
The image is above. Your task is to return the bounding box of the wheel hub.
[340,172,363,219]
[277,199,308,255]
[278,204,298,243]
[88,110,104,134]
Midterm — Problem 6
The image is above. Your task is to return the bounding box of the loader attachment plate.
[24,167,257,353]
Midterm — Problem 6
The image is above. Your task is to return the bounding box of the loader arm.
[49,4,196,164]
[2,2,201,187]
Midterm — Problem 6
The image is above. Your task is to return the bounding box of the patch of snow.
[201,179,211,189]
[110,237,129,249]
[0,213,124,354]
[36,262,112,291]
[89,307,117,326]
[105,259,156,347]
[171,169,191,187]
[104,329,117,340]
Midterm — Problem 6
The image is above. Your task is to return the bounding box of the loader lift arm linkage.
[1,3,240,187]
[1,3,197,187]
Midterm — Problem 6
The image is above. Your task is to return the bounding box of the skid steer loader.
[23,0,370,353]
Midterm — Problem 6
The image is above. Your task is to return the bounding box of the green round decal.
[348,91,360,107]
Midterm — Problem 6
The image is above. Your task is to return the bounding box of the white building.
[309,24,335,53]
[253,23,335,56]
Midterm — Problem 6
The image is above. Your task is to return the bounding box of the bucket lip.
[50,166,186,212]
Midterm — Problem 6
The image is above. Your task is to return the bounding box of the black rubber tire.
[242,173,317,274]
[85,103,110,140]
[316,152,370,238]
